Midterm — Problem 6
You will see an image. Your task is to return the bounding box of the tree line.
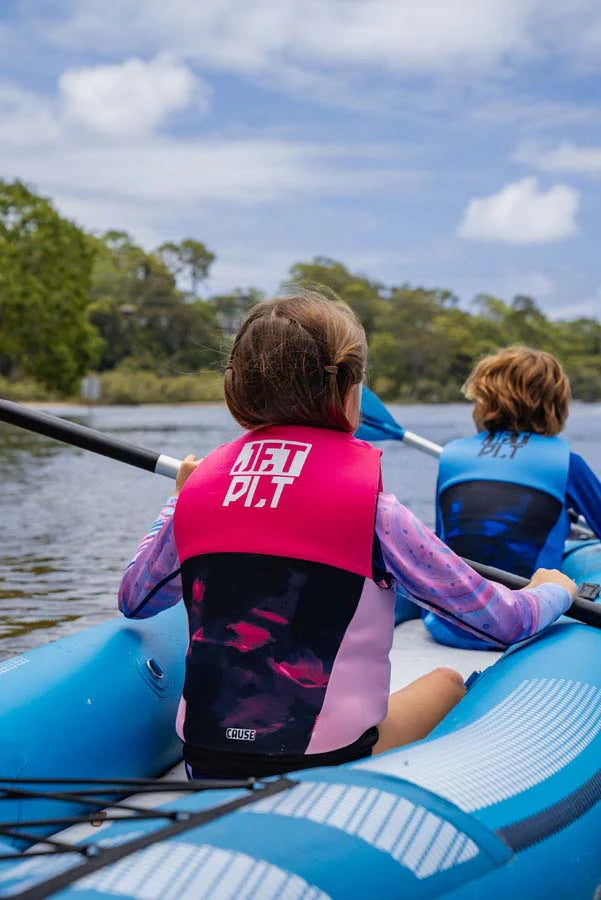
[1,179,600,403]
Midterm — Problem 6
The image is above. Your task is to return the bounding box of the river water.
[1,401,600,660]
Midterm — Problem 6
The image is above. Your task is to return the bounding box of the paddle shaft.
[359,412,441,457]
[0,399,181,479]
[463,556,601,627]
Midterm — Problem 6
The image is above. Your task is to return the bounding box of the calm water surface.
[1,401,600,659]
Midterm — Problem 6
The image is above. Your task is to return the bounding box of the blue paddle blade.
[356,386,405,442]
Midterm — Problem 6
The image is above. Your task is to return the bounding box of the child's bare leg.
[373,667,465,755]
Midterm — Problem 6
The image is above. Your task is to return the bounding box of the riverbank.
[0,370,224,405]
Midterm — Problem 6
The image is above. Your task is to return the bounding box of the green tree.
[288,258,384,337]
[370,286,457,399]
[89,232,222,372]
[0,180,100,392]
[472,294,556,349]
[157,239,215,297]
[552,316,601,400]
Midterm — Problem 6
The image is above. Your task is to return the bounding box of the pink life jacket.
[173,424,395,774]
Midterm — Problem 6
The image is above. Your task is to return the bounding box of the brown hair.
[224,291,366,432]
[463,346,571,435]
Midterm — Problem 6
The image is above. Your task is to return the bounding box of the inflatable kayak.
[0,603,188,853]
[1,540,600,899]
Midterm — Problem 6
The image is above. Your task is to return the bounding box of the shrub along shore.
[0,371,224,405]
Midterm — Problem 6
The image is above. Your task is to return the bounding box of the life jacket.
[172,425,394,774]
[425,430,571,650]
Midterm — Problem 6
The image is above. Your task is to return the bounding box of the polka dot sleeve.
[375,492,571,647]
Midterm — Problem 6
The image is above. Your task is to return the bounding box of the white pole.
[154,454,183,479]
[402,430,442,458]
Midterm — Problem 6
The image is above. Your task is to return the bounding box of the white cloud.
[514,141,601,176]
[0,66,417,275]
[0,97,418,289]
[0,56,208,149]
[41,0,601,85]
[47,0,536,75]
[473,100,601,130]
[0,130,414,261]
[59,55,206,137]
[457,177,579,244]
[0,0,596,130]
[2,0,598,123]
[2,138,412,207]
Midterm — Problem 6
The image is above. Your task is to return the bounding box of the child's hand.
[526,568,578,600]
[174,454,201,496]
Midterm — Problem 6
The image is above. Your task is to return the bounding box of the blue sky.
[2,1,601,319]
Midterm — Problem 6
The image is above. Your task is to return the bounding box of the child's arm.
[118,497,182,619]
[119,454,201,618]
[376,492,574,647]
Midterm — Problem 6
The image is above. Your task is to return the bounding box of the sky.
[1,1,601,319]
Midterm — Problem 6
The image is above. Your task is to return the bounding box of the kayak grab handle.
[463,557,601,629]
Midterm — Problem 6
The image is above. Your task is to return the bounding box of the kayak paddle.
[358,386,441,457]
[0,398,181,479]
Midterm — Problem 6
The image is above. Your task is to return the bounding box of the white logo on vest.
[223,440,312,509]
[226,727,256,741]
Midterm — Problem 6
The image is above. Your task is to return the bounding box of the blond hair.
[463,346,571,436]
[224,292,366,432]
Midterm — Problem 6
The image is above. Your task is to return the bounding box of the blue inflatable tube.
[0,603,187,847]
[562,539,601,585]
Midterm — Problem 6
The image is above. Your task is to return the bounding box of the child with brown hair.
[119,300,576,778]
[426,345,601,649]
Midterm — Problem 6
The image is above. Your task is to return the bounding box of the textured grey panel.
[246,781,478,878]
[75,842,330,899]
[360,677,601,811]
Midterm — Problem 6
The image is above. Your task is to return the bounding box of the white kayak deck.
[389,618,501,691]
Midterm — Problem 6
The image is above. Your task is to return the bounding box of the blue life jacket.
[424,431,571,649]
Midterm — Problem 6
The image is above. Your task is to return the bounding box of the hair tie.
[225,363,234,371]
[324,365,338,375]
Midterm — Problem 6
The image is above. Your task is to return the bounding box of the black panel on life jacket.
[440,480,562,579]
[180,552,365,759]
